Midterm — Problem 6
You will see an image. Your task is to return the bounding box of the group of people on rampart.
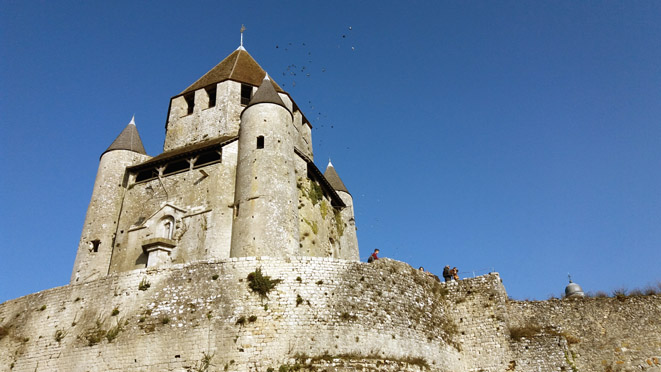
[366,248,460,282]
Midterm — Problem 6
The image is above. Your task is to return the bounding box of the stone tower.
[71,117,149,283]
[231,76,300,257]
[70,45,359,284]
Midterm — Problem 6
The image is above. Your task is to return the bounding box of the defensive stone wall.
[0,259,506,372]
[507,295,661,372]
[2,258,659,372]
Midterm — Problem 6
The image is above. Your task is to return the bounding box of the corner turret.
[102,116,147,156]
[324,160,359,260]
[71,117,151,284]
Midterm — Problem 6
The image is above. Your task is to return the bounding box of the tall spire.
[103,116,147,156]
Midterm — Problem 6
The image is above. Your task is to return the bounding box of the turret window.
[205,86,216,108]
[241,84,252,105]
[256,136,264,149]
[184,92,194,115]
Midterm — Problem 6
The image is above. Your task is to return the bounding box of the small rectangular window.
[257,136,264,149]
[241,84,252,105]
[184,92,195,115]
[206,86,216,108]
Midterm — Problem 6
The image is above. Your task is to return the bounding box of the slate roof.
[246,76,288,111]
[103,119,147,156]
[324,161,350,194]
[179,48,284,96]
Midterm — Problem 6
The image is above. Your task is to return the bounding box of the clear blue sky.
[1,1,660,303]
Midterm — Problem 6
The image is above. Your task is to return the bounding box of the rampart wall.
[507,295,661,372]
[1,258,659,372]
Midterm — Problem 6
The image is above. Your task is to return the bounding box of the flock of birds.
[269,26,356,152]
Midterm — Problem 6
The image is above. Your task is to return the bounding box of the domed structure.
[565,275,585,298]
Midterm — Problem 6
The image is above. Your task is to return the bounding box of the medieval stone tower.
[70,45,359,284]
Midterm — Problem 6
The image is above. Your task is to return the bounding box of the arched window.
[160,216,175,239]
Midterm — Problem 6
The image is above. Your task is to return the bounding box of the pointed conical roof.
[103,116,147,156]
[324,160,349,194]
[246,75,288,110]
[180,47,284,96]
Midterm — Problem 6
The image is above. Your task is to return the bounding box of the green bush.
[247,267,282,299]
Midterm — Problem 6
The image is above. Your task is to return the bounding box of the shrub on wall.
[247,267,282,299]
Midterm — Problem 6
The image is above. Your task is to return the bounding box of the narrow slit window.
[256,136,264,149]
[241,84,252,105]
[205,86,216,108]
[91,240,100,253]
[184,92,195,115]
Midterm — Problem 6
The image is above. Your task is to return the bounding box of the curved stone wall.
[0,258,507,372]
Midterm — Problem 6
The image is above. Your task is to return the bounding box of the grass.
[138,278,151,291]
[339,312,358,321]
[105,323,122,342]
[236,316,246,325]
[54,329,66,342]
[160,316,170,325]
[211,274,219,280]
[84,320,106,346]
[247,267,282,299]
[248,315,257,323]
[111,307,119,316]
[509,323,542,340]
[39,305,47,311]
[296,294,304,306]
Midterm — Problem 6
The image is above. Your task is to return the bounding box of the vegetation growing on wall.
[247,267,282,299]
[333,209,344,237]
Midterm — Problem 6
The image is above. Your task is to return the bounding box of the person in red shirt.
[367,249,379,263]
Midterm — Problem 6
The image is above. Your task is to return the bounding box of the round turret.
[230,74,299,258]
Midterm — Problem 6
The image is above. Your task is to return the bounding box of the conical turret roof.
[324,160,349,194]
[180,47,284,96]
[103,116,147,156]
[246,75,288,110]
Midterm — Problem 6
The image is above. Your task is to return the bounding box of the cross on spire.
[240,24,246,47]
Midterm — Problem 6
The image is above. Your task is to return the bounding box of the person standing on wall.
[443,265,452,282]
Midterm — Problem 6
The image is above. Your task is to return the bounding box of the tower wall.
[164,80,244,152]
[231,102,299,257]
[71,150,149,284]
[337,191,359,260]
[107,141,239,274]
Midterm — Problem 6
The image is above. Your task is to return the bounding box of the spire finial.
[328,158,333,167]
[129,115,135,126]
[264,72,270,81]
[240,24,246,47]
[568,273,573,283]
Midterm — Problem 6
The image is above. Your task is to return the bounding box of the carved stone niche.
[127,203,187,268]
